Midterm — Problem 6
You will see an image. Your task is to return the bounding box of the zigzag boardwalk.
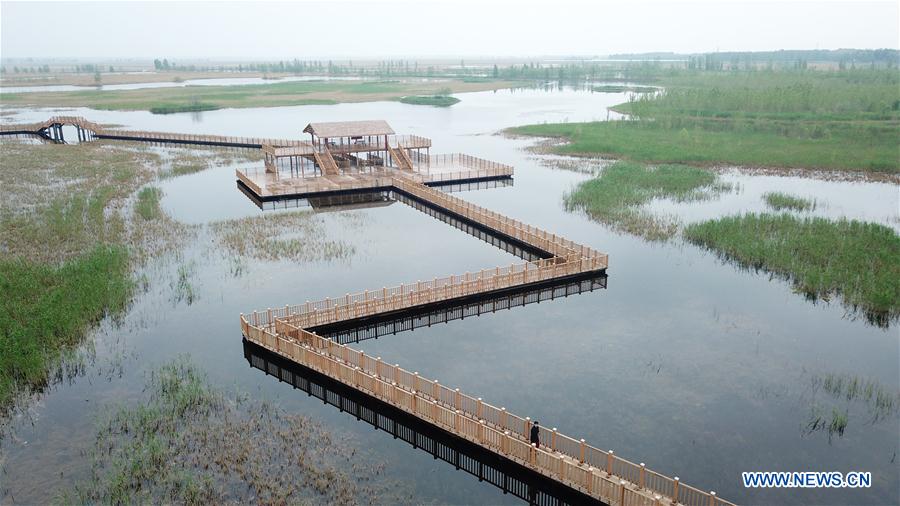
[241,174,731,506]
[3,116,732,505]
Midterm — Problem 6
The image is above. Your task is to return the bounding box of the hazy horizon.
[1,0,898,60]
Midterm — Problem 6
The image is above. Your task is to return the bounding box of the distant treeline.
[3,49,896,79]
[610,49,899,71]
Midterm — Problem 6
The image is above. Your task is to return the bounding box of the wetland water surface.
[2,86,898,505]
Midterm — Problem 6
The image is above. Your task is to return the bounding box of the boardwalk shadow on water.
[243,339,605,506]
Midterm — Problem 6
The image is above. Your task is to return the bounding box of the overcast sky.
[1,0,897,59]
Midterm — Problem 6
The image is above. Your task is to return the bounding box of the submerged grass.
[763,192,817,211]
[684,213,900,326]
[135,186,162,220]
[811,372,899,422]
[564,161,732,240]
[63,357,409,505]
[210,211,363,263]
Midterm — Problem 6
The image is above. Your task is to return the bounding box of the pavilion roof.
[303,120,395,138]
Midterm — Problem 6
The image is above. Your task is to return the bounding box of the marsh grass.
[399,95,461,107]
[564,161,732,240]
[0,140,232,414]
[510,69,900,172]
[149,102,219,114]
[0,246,130,410]
[210,211,362,263]
[684,214,900,326]
[806,405,849,442]
[135,186,162,220]
[63,357,410,505]
[171,262,197,306]
[811,372,899,422]
[763,192,817,212]
[592,84,657,93]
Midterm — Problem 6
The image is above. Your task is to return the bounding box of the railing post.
[455,409,461,432]
[672,477,680,504]
[455,388,461,409]
[551,427,558,451]
[530,443,537,465]
[607,450,614,475]
[476,397,483,419]
[478,419,485,444]
[433,380,440,400]
[586,467,594,494]
[619,480,627,506]
[579,439,586,464]
[413,371,419,392]
[501,407,507,430]
[525,417,531,439]
[709,491,716,506]
[502,430,510,453]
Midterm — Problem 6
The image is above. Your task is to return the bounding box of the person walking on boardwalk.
[531,421,541,448]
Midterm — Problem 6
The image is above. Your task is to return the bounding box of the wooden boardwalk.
[4,116,730,505]
[241,173,731,506]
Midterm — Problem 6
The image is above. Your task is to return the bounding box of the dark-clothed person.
[530,421,540,448]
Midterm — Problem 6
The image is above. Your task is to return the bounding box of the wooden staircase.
[389,146,414,171]
[313,148,340,175]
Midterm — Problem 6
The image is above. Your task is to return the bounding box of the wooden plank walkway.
[241,173,732,506]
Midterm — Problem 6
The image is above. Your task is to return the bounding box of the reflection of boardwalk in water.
[244,340,601,506]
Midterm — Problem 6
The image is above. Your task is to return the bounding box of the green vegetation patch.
[149,102,219,114]
[509,120,899,172]
[136,186,163,220]
[592,84,657,93]
[64,357,409,504]
[763,192,817,212]
[684,213,900,326]
[400,95,461,107]
[511,69,900,173]
[0,245,131,410]
[564,161,731,241]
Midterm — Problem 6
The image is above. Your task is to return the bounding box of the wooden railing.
[240,317,733,506]
[389,134,432,149]
[427,153,513,173]
[393,176,605,261]
[236,169,263,195]
[275,254,603,330]
[419,166,514,182]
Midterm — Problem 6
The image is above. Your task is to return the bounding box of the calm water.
[1,87,898,505]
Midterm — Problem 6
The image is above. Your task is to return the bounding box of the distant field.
[510,69,900,173]
[0,78,518,112]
